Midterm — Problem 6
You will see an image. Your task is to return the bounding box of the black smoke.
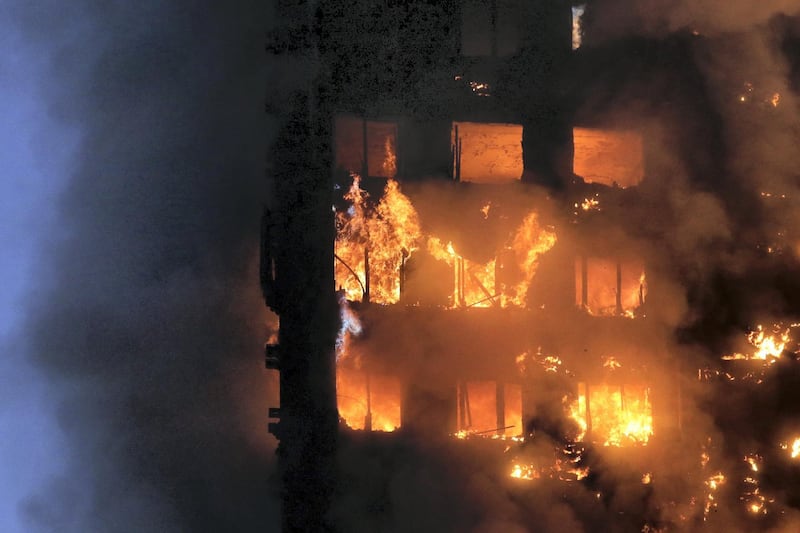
[14,2,280,531]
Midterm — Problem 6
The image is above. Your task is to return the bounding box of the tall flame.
[334,175,422,304]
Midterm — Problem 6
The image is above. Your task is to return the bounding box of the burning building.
[265,1,800,531]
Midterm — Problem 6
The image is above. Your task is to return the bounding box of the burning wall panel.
[573,127,644,188]
[334,114,398,178]
[452,122,523,183]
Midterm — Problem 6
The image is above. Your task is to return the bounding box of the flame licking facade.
[265,2,800,531]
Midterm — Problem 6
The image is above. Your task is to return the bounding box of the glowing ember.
[468,80,491,97]
[642,472,652,484]
[507,450,589,482]
[602,356,621,370]
[568,384,653,446]
[570,466,590,480]
[579,196,600,211]
[703,473,726,520]
[741,454,773,515]
[541,355,563,373]
[510,463,540,480]
[779,437,800,459]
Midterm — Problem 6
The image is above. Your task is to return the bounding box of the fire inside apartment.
[328,0,664,474]
[265,1,800,530]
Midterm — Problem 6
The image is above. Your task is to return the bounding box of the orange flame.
[336,176,556,308]
[567,384,653,446]
[722,324,790,363]
[335,176,422,304]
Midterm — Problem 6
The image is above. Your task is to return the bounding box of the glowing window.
[452,122,523,183]
[573,128,644,188]
[570,383,653,446]
[337,367,402,432]
[334,114,398,178]
[456,381,522,437]
[575,257,646,317]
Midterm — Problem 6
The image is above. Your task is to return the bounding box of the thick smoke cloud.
[14,2,280,531]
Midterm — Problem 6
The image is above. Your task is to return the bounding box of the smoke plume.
[14,2,280,531]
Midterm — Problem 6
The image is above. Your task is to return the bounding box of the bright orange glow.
[510,463,540,480]
[504,384,522,437]
[573,128,644,188]
[575,257,646,317]
[336,366,401,432]
[508,455,589,482]
[703,472,726,519]
[738,454,775,515]
[457,381,523,437]
[568,384,653,446]
[429,213,556,308]
[452,122,523,183]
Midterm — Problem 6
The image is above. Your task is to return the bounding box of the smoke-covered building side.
[265,2,800,531]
